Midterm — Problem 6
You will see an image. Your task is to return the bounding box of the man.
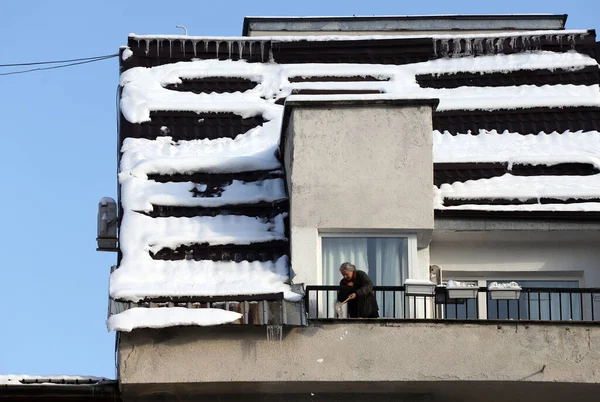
[337,262,379,318]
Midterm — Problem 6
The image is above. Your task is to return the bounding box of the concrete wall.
[430,230,600,286]
[119,322,600,399]
[282,100,436,285]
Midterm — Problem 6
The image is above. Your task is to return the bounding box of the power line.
[0,55,118,76]
[0,53,119,67]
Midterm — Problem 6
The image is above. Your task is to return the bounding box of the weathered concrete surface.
[284,103,434,231]
[119,322,600,393]
[282,101,436,284]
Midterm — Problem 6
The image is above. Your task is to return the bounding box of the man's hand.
[347,281,354,287]
[348,293,357,300]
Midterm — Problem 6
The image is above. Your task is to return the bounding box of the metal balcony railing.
[305,285,600,323]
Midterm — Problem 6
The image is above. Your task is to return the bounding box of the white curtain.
[374,238,407,317]
[320,238,368,318]
[317,237,407,318]
[322,238,369,284]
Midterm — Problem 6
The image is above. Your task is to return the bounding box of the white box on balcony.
[404,279,436,296]
[446,280,478,299]
[488,281,522,300]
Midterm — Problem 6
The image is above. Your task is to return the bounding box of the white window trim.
[317,232,418,285]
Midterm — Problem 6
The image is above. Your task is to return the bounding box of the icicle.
[454,39,464,57]
[192,40,197,57]
[441,39,449,57]
[567,34,575,50]
[463,39,472,56]
[249,41,254,58]
[238,40,244,60]
[485,38,494,54]
[260,41,265,62]
[204,40,209,53]
[227,41,232,59]
[145,39,150,56]
[158,39,163,56]
[181,39,186,57]
[266,325,283,342]
[433,39,439,57]
[268,46,274,62]
[495,38,503,53]
[168,39,173,58]
[216,41,220,59]
[473,38,483,54]
[521,36,529,49]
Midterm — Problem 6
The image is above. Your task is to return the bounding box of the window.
[487,280,580,321]
[442,278,582,321]
[320,235,415,317]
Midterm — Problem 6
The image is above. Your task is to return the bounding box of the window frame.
[317,232,418,286]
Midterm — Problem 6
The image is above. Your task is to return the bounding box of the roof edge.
[242,14,568,36]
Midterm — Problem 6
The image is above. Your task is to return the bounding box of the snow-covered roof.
[113,27,600,330]
[0,375,110,385]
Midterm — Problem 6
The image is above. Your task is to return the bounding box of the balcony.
[117,284,600,401]
[305,285,600,323]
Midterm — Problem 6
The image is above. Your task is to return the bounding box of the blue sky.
[0,0,598,379]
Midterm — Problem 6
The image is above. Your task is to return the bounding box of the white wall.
[430,230,600,286]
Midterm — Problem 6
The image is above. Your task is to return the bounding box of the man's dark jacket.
[338,270,379,318]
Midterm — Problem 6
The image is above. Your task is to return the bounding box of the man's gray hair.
[339,262,356,272]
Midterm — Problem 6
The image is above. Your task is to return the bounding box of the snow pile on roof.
[122,177,285,212]
[0,375,109,385]
[488,281,522,290]
[435,174,600,211]
[119,122,282,178]
[107,307,243,332]
[111,256,300,302]
[112,56,304,331]
[120,51,600,122]
[121,213,287,255]
[434,130,600,169]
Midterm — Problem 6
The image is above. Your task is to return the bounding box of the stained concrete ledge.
[119,321,600,396]
[122,381,600,402]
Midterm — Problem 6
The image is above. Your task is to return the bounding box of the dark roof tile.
[148,169,283,184]
[120,111,265,142]
[151,241,288,263]
[434,163,599,186]
[433,107,600,135]
[417,65,600,88]
[164,77,258,94]
[435,209,600,221]
[146,200,289,219]
[443,197,600,206]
